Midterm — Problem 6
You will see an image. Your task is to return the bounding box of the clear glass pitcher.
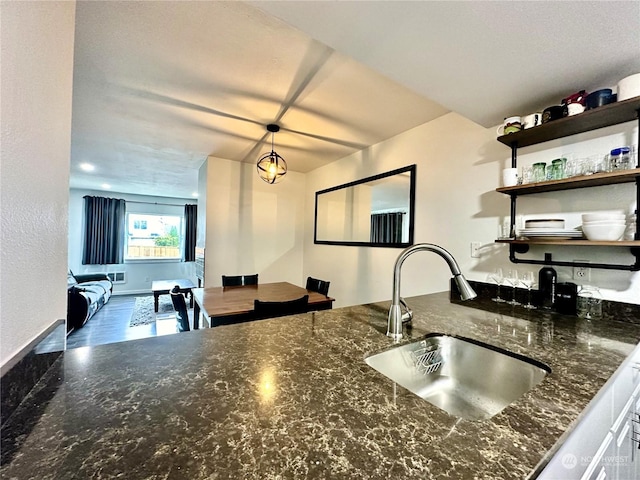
[577,286,603,320]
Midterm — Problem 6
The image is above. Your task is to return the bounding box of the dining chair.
[170,285,191,332]
[253,295,309,320]
[222,274,259,287]
[306,276,330,296]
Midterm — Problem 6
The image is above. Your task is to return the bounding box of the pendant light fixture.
[257,124,287,184]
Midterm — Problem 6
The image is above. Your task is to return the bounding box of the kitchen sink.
[365,333,551,420]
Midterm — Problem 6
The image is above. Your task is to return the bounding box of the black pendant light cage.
[257,124,287,184]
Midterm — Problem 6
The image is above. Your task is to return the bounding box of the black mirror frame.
[313,164,416,248]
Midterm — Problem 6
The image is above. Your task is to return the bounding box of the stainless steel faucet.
[387,243,477,340]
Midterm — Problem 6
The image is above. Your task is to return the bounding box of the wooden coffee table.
[151,279,196,312]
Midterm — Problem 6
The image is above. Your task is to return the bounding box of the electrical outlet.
[573,261,591,281]
[470,241,482,258]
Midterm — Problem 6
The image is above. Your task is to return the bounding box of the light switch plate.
[471,241,482,258]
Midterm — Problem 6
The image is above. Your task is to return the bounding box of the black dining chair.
[253,295,309,320]
[170,285,190,332]
[306,276,330,296]
[222,274,259,287]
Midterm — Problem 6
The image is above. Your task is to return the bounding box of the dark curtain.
[183,204,197,262]
[370,212,404,243]
[82,196,126,265]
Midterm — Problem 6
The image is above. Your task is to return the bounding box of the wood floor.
[66,294,182,349]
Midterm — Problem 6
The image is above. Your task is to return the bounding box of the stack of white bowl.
[625,212,637,240]
[582,213,626,241]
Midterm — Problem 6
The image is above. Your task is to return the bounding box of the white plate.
[520,228,581,235]
[520,234,583,240]
[524,219,565,229]
[519,229,583,240]
[521,232,583,236]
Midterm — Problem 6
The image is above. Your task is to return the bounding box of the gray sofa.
[67,272,113,333]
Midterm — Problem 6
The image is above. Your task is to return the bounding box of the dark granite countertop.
[3,292,640,479]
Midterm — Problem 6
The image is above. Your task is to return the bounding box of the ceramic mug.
[502,167,519,187]
[497,116,522,136]
[566,103,585,116]
[542,106,564,123]
[522,113,543,129]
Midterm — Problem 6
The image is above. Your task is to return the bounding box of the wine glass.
[520,271,536,309]
[503,269,520,305]
[487,268,505,303]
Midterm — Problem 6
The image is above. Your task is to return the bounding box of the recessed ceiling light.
[79,163,95,172]
[192,192,198,197]
[102,183,111,189]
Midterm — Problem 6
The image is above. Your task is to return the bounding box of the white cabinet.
[584,432,614,480]
[537,342,640,479]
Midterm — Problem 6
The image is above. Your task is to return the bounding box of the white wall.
[204,156,305,287]
[197,160,208,251]
[68,189,196,294]
[0,1,76,367]
[303,112,640,308]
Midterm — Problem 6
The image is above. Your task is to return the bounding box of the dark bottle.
[538,253,557,310]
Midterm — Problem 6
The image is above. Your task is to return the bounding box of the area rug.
[129,295,174,327]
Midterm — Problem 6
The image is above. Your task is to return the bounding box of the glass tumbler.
[551,158,566,179]
[583,156,597,175]
[593,154,609,173]
[565,157,582,177]
[532,162,546,182]
[519,165,533,184]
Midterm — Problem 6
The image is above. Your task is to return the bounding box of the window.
[133,219,147,230]
[126,213,183,260]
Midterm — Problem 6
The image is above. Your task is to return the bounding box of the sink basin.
[365,333,551,420]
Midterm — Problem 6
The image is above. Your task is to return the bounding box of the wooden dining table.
[191,281,334,328]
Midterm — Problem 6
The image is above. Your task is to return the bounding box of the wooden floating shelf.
[496,239,640,247]
[494,98,640,270]
[497,97,640,148]
[496,169,640,195]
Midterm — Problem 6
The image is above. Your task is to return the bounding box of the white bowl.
[582,223,626,241]
[618,73,640,101]
[582,220,627,226]
[582,213,626,222]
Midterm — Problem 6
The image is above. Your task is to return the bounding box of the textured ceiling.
[70,1,640,199]
[253,1,640,127]
[70,1,448,198]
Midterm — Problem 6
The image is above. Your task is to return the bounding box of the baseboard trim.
[112,289,151,296]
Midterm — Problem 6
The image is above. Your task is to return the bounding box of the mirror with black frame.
[314,164,416,247]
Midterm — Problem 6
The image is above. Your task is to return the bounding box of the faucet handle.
[399,298,413,323]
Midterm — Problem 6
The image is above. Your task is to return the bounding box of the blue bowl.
[586,89,615,110]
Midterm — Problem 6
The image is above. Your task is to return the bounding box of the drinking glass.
[487,268,505,303]
[503,269,520,305]
[565,157,582,177]
[551,158,566,179]
[520,272,536,309]
[519,165,533,184]
[532,162,546,182]
[583,156,597,175]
